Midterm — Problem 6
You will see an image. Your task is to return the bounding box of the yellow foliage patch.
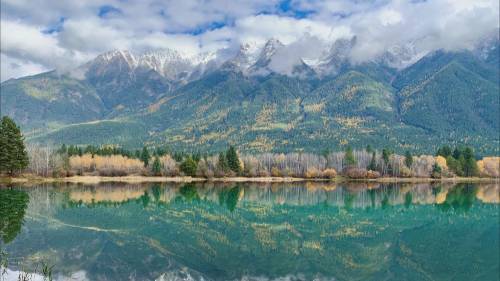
[147,93,185,113]
[255,104,277,125]
[434,156,448,170]
[304,102,325,113]
[335,116,365,128]
[341,85,360,101]
[69,154,144,174]
[477,157,500,177]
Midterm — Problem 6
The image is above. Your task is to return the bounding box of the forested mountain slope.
[1,41,498,154]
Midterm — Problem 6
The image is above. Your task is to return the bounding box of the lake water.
[1,182,499,281]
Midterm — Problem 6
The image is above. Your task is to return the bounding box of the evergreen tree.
[456,155,466,176]
[404,150,413,168]
[141,146,150,167]
[382,148,392,164]
[226,146,241,174]
[436,145,452,157]
[366,145,373,153]
[452,148,462,160]
[192,152,201,163]
[0,116,29,175]
[431,163,442,178]
[462,147,478,177]
[180,156,197,176]
[152,156,162,176]
[58,144,67,154]
[368,152,377,171]
[217,152,229,173]
[344,146,357,167]
[173,152,184,162]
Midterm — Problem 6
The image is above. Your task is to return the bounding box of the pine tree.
[344,146,356,167]
[226,146,241,174]
[0,116,29,175]
[436,145,452,157]
[382,148,392,164]
[0,119,7,173]
[452,148,462,160]
[404,150,413,168]
[366,145,373,153]
[152,156,162,176]
[368,152,377,171]
[431,163,442,178]
[180,156,197,176]
[462,147,478,177]
[58,144,67,154]
[217,152,229,173]
[141,146,150,167]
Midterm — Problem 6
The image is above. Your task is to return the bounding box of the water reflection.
[435,184,478,213]
[0,188,29,244]
[1,182,498,281]
[57,182,499,211]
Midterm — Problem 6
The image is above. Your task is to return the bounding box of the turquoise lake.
[1,182,499,281]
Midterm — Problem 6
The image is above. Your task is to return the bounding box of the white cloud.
[0,0,498,81]
[1,53,48,81]
[378,9,402,26]
[232,14,352,45]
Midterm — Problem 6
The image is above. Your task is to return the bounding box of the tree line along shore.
[1,116,499,181]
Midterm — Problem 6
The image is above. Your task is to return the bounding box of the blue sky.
[0,0,498,81]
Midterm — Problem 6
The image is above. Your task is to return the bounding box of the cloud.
[0,20,88,73]
[0,0,498,81]
[1,53,47,81]
[232,14,352,44]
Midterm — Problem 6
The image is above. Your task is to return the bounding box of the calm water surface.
[1,182,499,281]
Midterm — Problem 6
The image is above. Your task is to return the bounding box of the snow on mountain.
[248,38,285,75]
[380,43,426,69]
[305,37,356,76]
[139,49,195,81]
[73,48,222,83]
[221,41,263,73]
[70,33,499,83]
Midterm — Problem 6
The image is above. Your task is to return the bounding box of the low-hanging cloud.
[0,0,498,81]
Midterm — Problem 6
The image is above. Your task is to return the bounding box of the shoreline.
[1,175,498,185]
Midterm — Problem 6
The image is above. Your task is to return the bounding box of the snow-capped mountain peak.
[96,50,138,68]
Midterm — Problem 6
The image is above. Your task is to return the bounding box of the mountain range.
[1,36,499,154]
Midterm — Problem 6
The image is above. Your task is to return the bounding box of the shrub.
[271,167,281,177]
[477,157,500,177]
[98,168,128,177]
[366,170,381,179]
[258,169,270,177]
[343,167,368,179]
[322,168,337,179]
[161,155,179,176]
[69,154,144,176]
[305,167,322,178]
[399,166,412,178]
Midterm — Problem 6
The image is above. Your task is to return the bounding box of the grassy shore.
[1,175,498,185]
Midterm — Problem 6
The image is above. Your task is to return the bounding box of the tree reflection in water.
[0,188,29,244]
[436,184,478,213]
[218,185,242,212]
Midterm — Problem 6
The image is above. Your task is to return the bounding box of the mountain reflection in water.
[1,182,499,281]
